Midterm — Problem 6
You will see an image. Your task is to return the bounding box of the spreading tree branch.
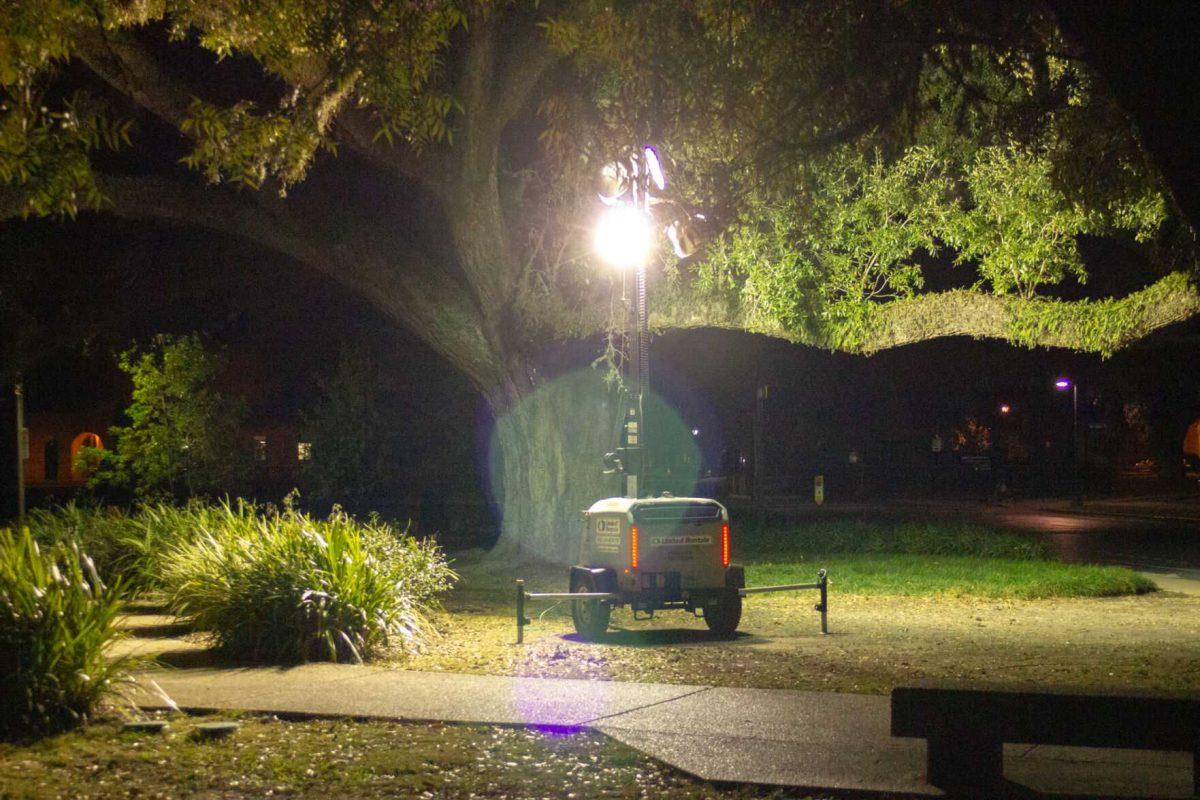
[651,273,1200,356]
[0,174,509,387]
[72,28,195,130]
[337,109,454,202]
[491,14,563,127]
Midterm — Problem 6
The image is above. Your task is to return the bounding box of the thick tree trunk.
[483,368,624,564]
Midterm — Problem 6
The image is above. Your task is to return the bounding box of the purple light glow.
[1054,378,1071,390]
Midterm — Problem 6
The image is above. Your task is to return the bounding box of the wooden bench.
[891,686,1200,794]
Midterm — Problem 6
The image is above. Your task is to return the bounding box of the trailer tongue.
[515,496,828,643]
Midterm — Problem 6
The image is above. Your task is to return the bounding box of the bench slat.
[892,687,1200,751]
[893,687,1200,794]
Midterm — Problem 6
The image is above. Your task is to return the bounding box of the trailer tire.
[703,593,742,638]
[571,573,611,641]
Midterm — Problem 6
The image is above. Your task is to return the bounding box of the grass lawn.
[737,519,1155,599]
[748,554,1152,599]
[123,520,1194,697]
[384,521,1195,695]
[0,713,796,800]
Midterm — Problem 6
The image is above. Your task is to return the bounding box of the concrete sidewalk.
[132,665,1194,798]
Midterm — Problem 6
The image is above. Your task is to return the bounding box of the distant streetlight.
[691,428,700,437]
[999,403,1012,416]
[1054,377,1082,507]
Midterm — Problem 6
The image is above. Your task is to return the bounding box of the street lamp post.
[1055,378,1082,507]
[14,381,26,527]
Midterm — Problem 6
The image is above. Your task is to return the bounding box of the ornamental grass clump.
[0,527,132,739]
[27,503,145,593]
[163,502,454,663]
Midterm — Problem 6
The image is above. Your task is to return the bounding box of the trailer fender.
[570,566,618,594]
[724,564,746,591]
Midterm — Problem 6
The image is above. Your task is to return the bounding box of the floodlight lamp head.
[594,205,653,269]
[596,160,630,205]
[1054,378,1071,391]
[643,145,666,191]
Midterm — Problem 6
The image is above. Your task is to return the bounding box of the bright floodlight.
[594,205,652,269]
[1054,378,1071,391]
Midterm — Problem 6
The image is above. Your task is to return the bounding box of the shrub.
[162,502,455,663]
[84,334,253,500]
[0,527,132,738]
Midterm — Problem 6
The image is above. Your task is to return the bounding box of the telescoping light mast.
[593,145,672,497]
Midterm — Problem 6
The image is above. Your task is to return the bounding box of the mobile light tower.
[512,153,831,645]
[593,146,670,498]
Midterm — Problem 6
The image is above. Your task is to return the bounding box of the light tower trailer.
[516,496,828,643]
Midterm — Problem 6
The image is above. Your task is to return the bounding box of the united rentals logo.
[594,518,621,552]
[648,535,712,546]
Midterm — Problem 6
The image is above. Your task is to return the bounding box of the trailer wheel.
[571,573,611,641]
[703,594,742,638]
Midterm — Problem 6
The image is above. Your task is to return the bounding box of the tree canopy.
[537,2,1195,355]
[3,1,1199,554]
[2,1,1195,369]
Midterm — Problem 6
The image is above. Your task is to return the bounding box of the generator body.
[568,496,745,638]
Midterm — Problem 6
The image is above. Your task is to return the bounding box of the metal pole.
[818,569,828,634]
[14,382,25,528]
[622,151,650,500]
[1071,384,1082,508]
[636,149,650,498]
[753,384,764,509]
[516,579,526,644]
[634,260,647,497]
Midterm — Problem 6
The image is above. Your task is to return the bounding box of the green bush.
[0,527,133,738]
[162,502,455,663]
[743,520,1050,560]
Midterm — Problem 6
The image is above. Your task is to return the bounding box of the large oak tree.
[2,1,1197,559]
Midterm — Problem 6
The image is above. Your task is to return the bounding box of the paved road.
[992,507,1200,570]
[746,497,1200,579]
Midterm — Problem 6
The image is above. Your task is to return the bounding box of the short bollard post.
[817,568,828,634]
[516,579,526,644]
